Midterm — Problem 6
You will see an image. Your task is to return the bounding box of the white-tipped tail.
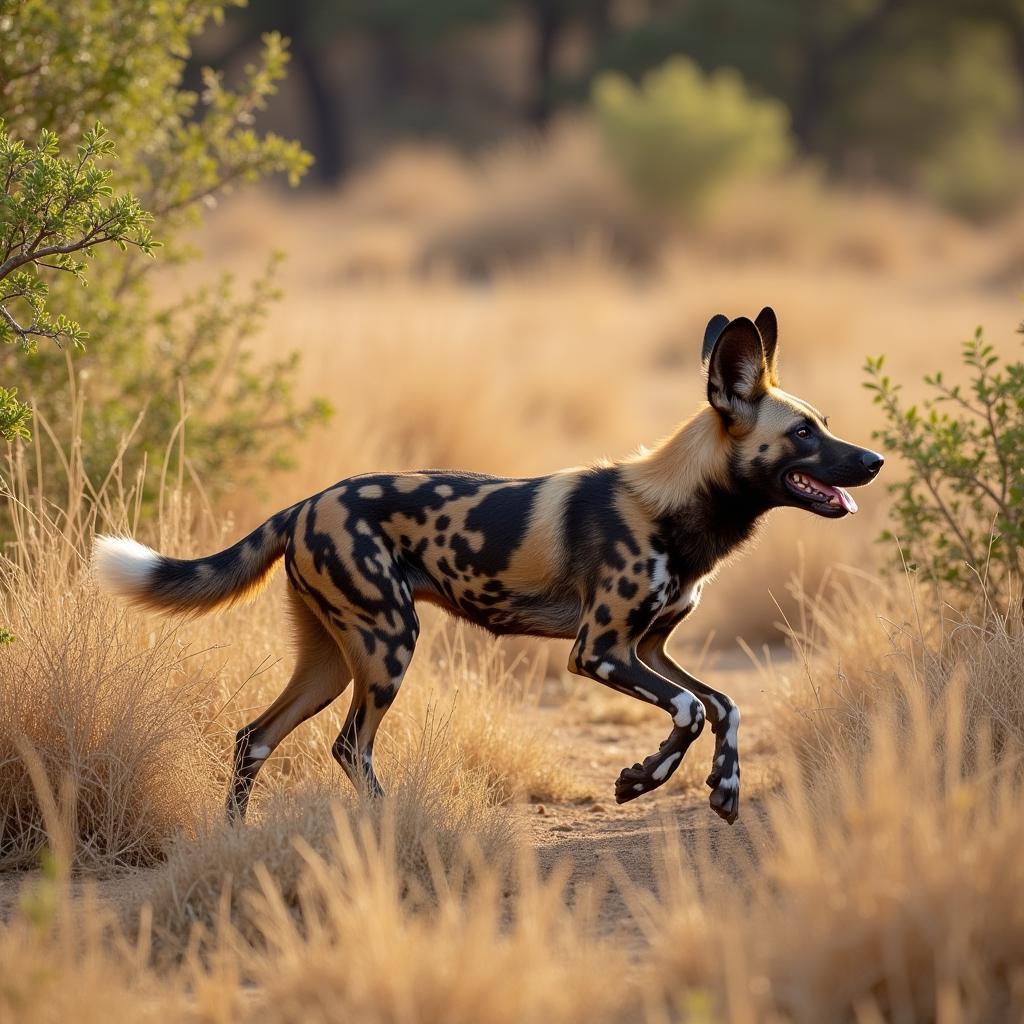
[90,519,289,614]
[93,535,161,600]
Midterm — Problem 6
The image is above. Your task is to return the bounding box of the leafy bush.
[865,322,1024,602]
[0,1,325,498]
[592,57,792,216]
[0,119,153,441]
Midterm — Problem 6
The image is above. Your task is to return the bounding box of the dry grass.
[645,631,1024,1022]
[389,626,581,804]
[3,818,635,1024]
[0,582,213,871]
[5,532,1024,1020]
[139,729,514,957]
[220,837,631,1024]
[8,580,1024,1023]
[774,566,1024,776]
[0,446,219,871]
[0,886,177,1022]
[633,569,1024,1020]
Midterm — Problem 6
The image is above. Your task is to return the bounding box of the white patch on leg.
[92,535,160,599]
[248,744,271,761]
[596,661,615,680]
[635,687,658,703]
[670,692,696,728]
[651,751,682,782]
[723,705,741,748]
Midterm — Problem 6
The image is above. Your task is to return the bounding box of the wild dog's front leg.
[638,627,740,824]
[569,632,705,804]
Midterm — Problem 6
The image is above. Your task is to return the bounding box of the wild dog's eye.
[794,426,812,439]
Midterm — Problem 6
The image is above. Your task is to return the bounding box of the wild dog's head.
[701,307,883,518]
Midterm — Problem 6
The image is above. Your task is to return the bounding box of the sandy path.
[522,648,782,942]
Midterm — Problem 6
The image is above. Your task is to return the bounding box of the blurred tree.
[585,0,1024,215]
[0,0,325,501]
[831,14,1023,216]
[593,57,792,216]
[161,0,1024,210]
[208,0,512,180]
[526,0,567,127]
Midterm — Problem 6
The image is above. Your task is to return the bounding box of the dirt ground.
[527,648,776,941]
[0,646,781,941]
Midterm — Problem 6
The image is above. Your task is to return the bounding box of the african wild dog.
[93,307,883,824]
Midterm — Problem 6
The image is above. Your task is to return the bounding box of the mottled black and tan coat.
[95,307,883,824]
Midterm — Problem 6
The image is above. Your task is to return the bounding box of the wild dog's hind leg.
[228,588,352,820]
[638,626,740,824]
[569,619,706,805]
[330,590,419,797]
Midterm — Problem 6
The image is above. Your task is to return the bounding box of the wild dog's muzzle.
[784,471,861,513]
[783,446,884,517]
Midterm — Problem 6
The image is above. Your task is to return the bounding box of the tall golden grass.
[5,565,1023,1022]
[776,565,1024,776]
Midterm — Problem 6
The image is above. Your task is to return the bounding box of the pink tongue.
[805,475,859,514]
[834,486,858,514]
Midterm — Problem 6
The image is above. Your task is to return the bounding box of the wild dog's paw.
[708,773,739,824]
[614,761,654,803]
[613,730,689,804]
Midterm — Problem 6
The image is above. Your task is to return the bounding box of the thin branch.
[0,227,139,281]
[0,303,29,338]
[918,466,981,572]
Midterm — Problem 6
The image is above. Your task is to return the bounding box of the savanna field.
[4,4,1024,1022]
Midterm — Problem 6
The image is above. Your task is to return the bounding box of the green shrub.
[865,323,1024,603]
[592,57,792,216]
[0,1,325,499]
[0,119,153,441]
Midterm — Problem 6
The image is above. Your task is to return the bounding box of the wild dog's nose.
[861,450,884,476]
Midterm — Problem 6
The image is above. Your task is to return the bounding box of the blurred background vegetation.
[3,0,1024,639]
[207,0,1024,218]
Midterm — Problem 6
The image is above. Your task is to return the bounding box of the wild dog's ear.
[754,305,779,385]
[701,314,730,366]
[706,316,768,423]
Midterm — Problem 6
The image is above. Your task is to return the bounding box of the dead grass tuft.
[391,624,581,804]
[140,718,515,957]
[645,629,1024,1022]
[210,823,633,1024]
[0,442,219,872]
[774,566,1024,775]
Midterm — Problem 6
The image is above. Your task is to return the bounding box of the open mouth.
[784,470,859,515]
